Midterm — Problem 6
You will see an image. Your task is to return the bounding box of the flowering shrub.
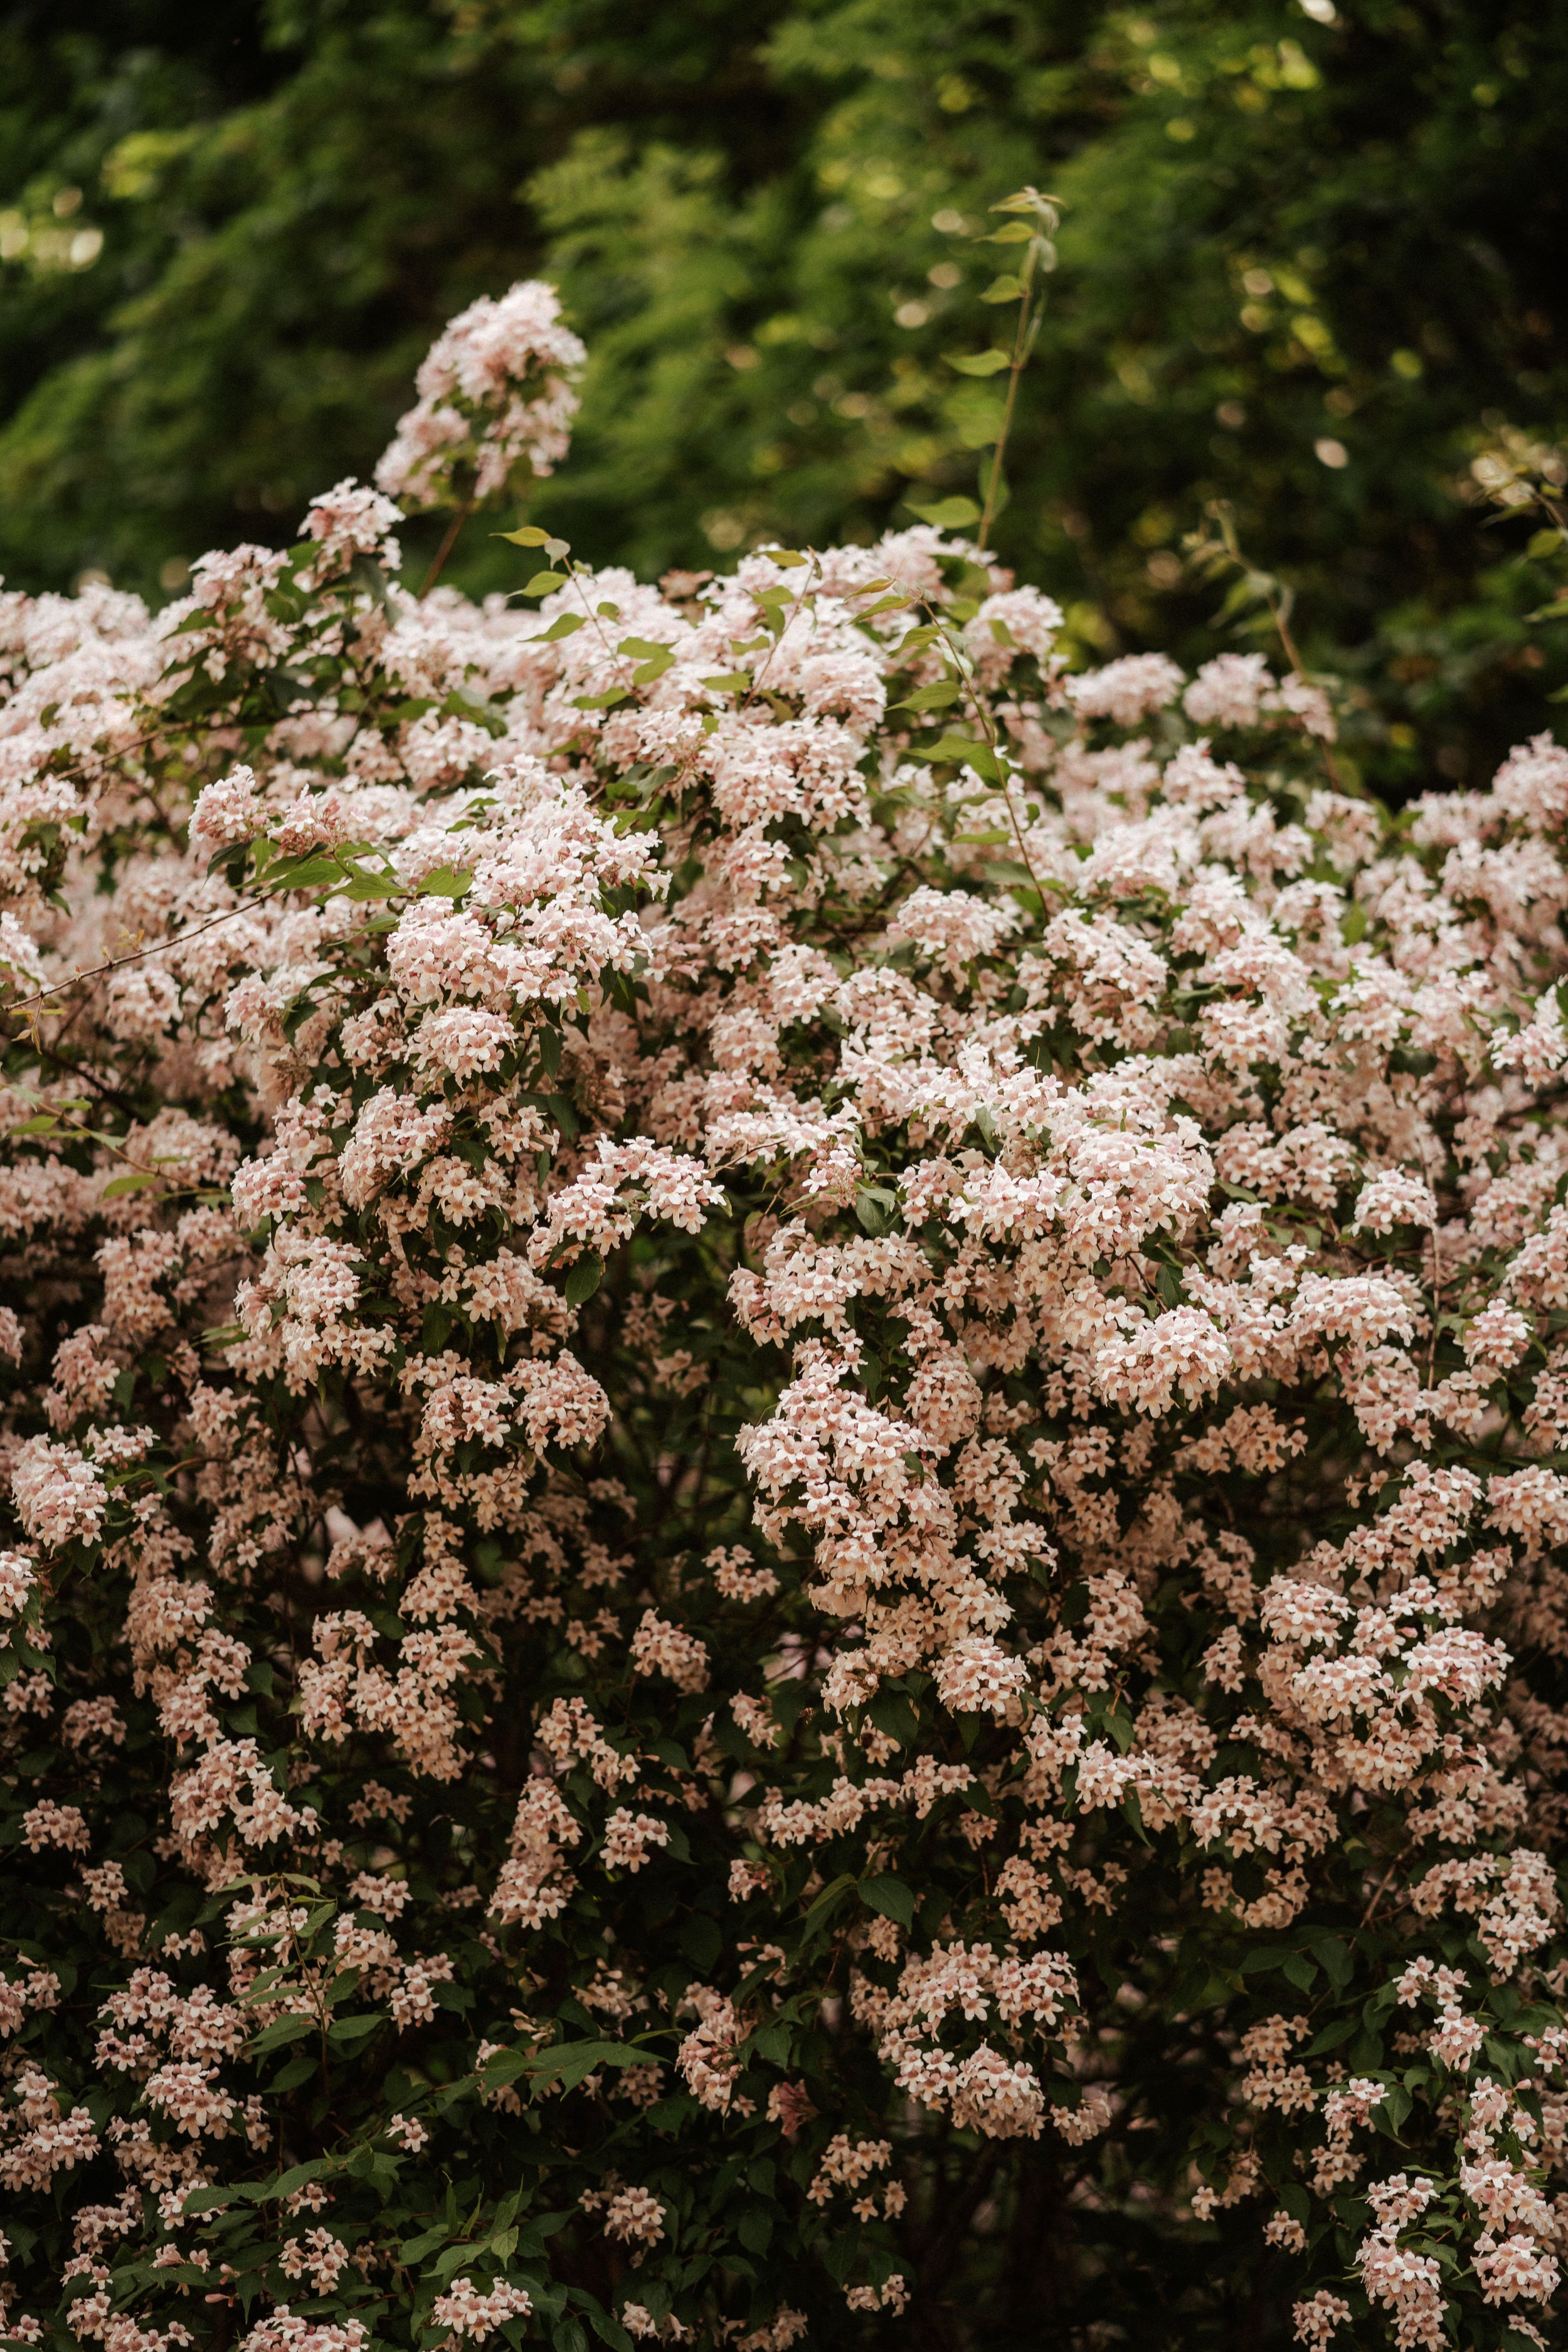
[3,281,1568,2352]
[374,283,585,515]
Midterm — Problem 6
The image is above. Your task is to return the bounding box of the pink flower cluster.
[375,282,586,509]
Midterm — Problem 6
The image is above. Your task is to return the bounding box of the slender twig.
[1,1086,164,1182]
[4,894,267,1024]
[30,727,166,794]
[913,598,1045,899]
[975,188,1059,554]
[1199,502,1346,793]
[1359,1858,1401,1929]
[978,272,1042,554]
[421,495,477,598]
[739,555,824,710]
[8,1031,134,1113]
[565,569,636,672]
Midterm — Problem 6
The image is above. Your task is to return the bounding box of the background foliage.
[3,0,1568,795]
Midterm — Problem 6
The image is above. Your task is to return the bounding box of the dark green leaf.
[858,1873,915,1931]
[564,1253,604,1306]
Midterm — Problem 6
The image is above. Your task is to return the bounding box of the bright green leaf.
[945,349,1012,376]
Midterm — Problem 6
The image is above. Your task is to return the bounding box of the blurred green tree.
[1,0,1565,794]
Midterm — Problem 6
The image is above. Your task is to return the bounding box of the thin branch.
[975,189,1059,554]
[1359,1859,1401,1929]
[0,1086,173,1188]
[4,893,267,1024]
[914,600,1046,901]
[1199,501,1346,793]
[7,1030,134,1113]
[32,727,166,795]
[978,274,1041,554]
[421,495,477,598]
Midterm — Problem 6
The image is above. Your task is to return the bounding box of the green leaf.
[750,2021,791,2065]
[821,2228,861,2286]
[945,349,1012,376]
[1375,2082,1412,2139]
[522,2040,647,2094]
[1305,1931,1353,1990]
[524,571,571,595]
[892,681,963,713]
[268,853,343,891]
[101,1171,162,1199]
[913,734,1004,783]
[581,2312,633,2352]
[858,1873,915,1931]
[854,1185,897,1236]
[545,1091,580,1141]
[980,274,1025,303]
[326,2011,384,2047]
[417,866,474,898]
[616,637,674,661]
[564,1254,603,1306]
[432,2241,479,2280]
[250,2011,317,2053]
[496,526,551,546]
[269,2159,333,2201]
[179,2186,237,2216]
[906,495,983,527]
[535,613,586,642]
[800,1871,856,1942]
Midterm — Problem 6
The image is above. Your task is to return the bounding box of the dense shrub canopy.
[3,285,1568,2352]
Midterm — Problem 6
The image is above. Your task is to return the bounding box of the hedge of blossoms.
[3,285,1568,2352]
